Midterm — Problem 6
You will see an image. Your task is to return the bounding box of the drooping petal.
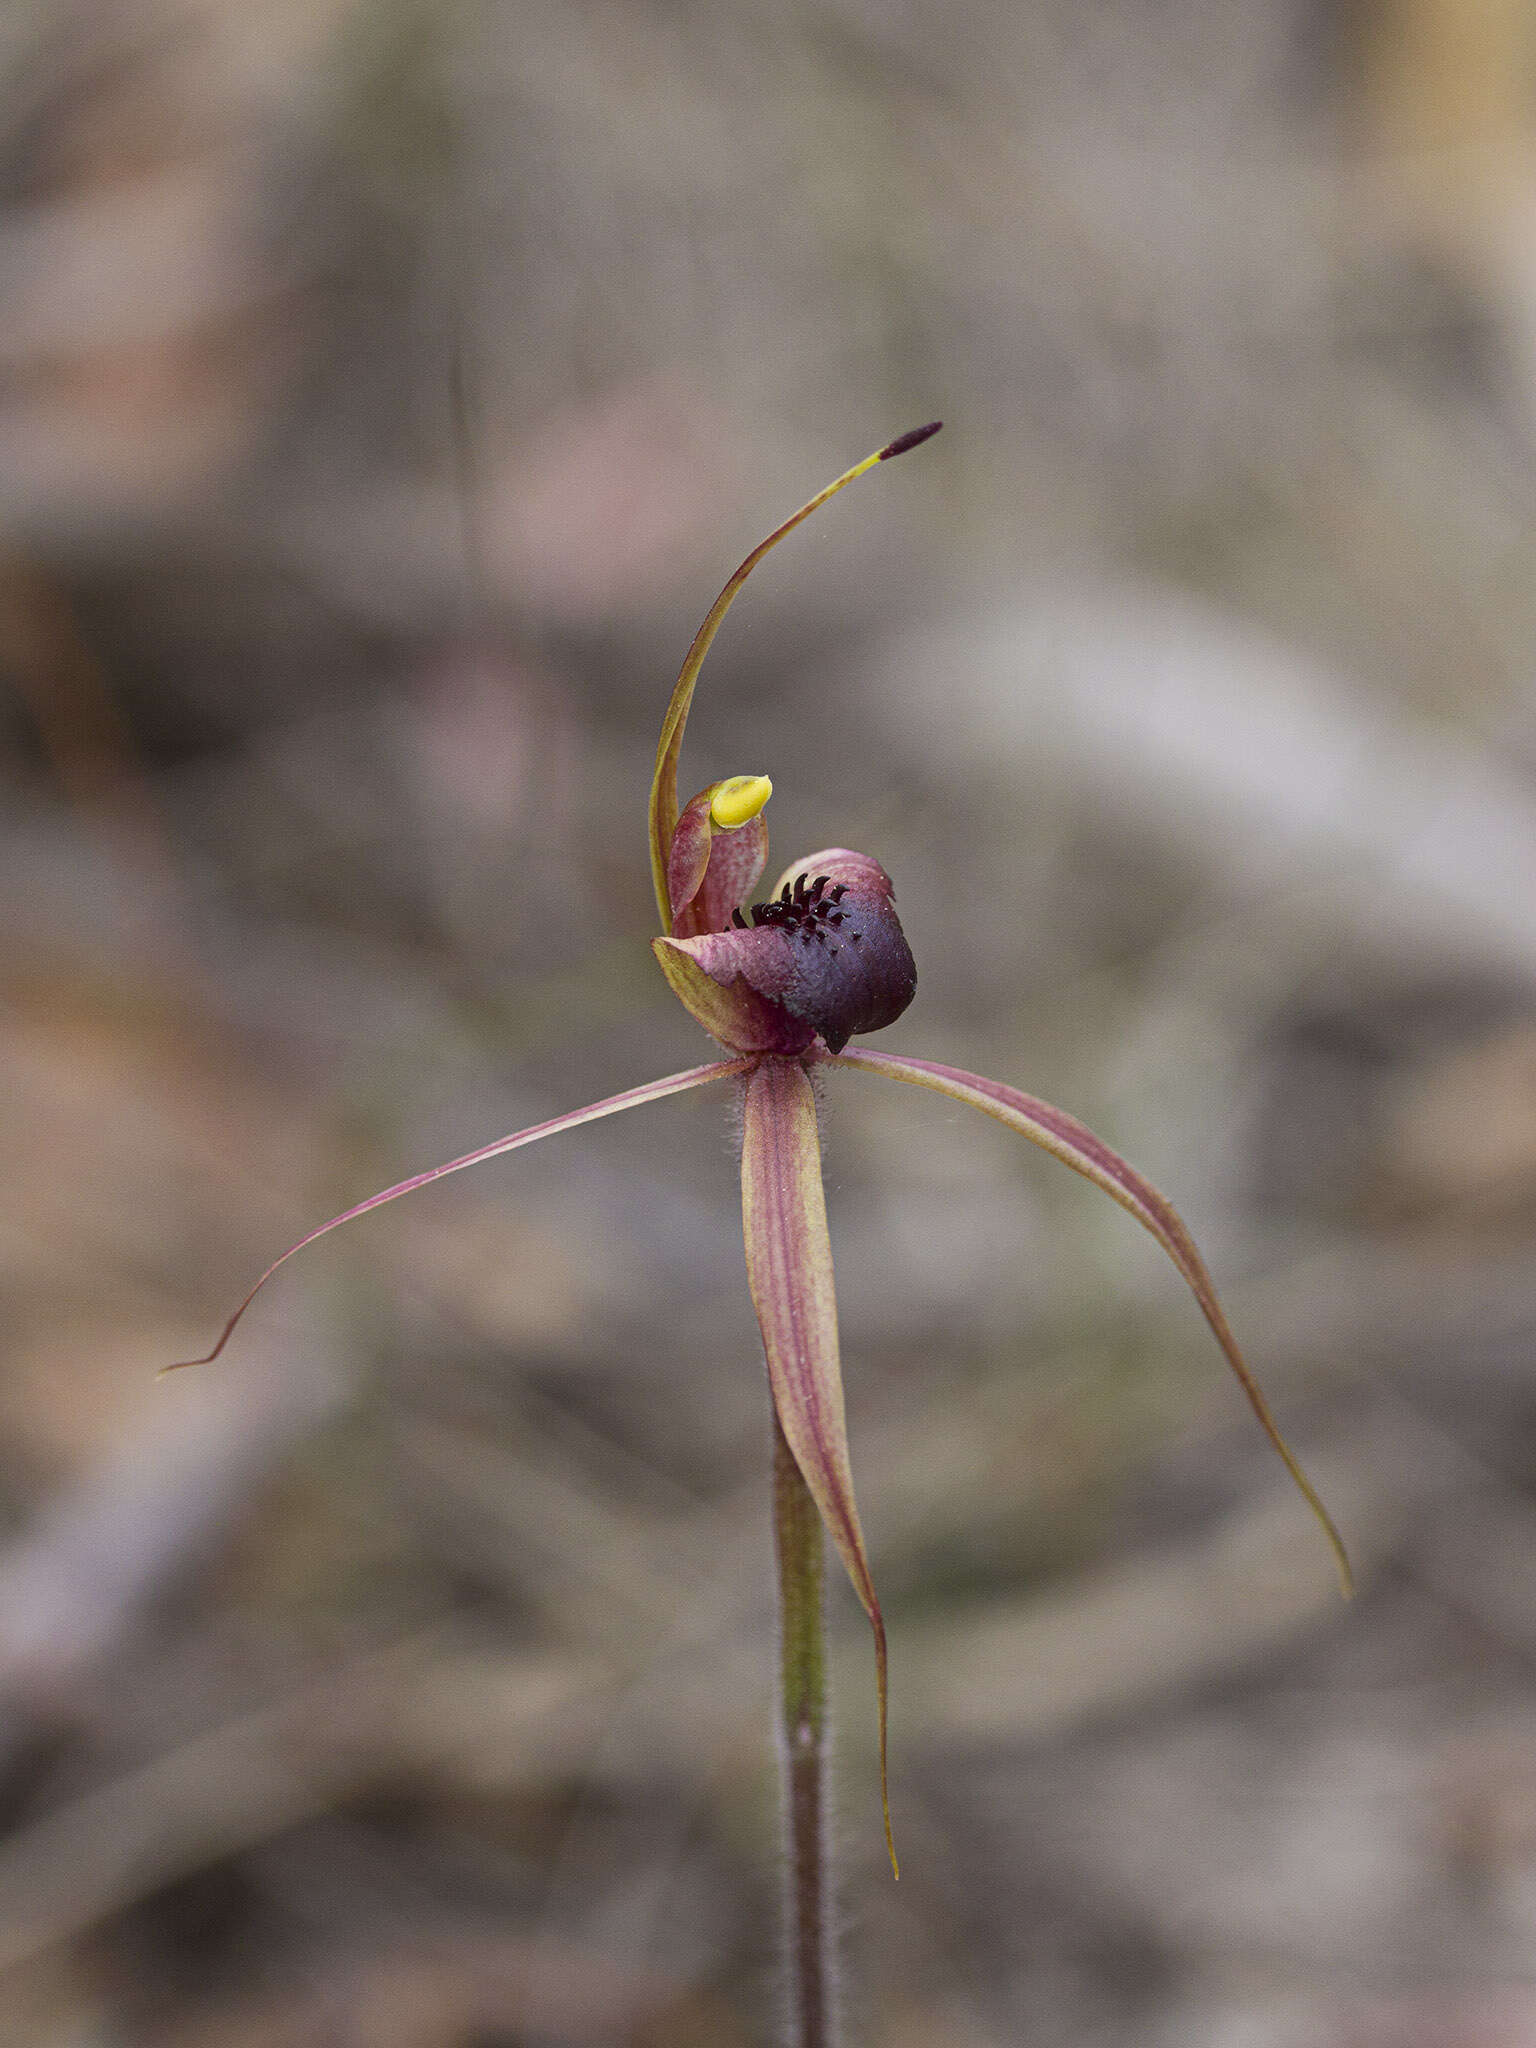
[166,1058,751,1372]
[648,425,942,929]
[665,798,714,925]
[832,1046,1353,1597]
[686,811,768,937]
[739,1056,897,1874]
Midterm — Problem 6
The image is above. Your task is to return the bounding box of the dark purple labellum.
[665,848,915,1056]
[742,862,915,1054]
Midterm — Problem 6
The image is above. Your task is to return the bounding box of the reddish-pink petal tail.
[739,1057,897,1876]
[165,1058,750,1373]
[832,1047,1352,1598]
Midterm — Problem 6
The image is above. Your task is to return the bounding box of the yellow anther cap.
[709,774,773,830]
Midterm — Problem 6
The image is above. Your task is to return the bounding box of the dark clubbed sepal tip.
[879,421,942,461]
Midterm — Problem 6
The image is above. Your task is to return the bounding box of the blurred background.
[6,0,1536,2041]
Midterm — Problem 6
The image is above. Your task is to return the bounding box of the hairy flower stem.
[772,1405,834,2048]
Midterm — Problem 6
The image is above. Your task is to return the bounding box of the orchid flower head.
[657,849,917,1057]
[169,421,1349,1885]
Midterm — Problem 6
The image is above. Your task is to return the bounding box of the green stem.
[772,1405,834,2048]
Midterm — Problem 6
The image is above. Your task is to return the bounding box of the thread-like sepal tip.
[879,421,942,461]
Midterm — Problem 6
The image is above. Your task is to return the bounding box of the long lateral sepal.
[167,1059,751,1372]
[739,1056,898,1875]
[832,1047,1352,1598]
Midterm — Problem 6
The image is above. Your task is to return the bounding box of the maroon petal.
[664,799,714,927]
[686,811,768,936]
[666,782,771,938]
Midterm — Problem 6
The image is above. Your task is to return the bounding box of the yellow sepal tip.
[709,774,773,830]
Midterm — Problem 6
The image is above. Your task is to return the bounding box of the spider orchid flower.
[170,424,1350,1886]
